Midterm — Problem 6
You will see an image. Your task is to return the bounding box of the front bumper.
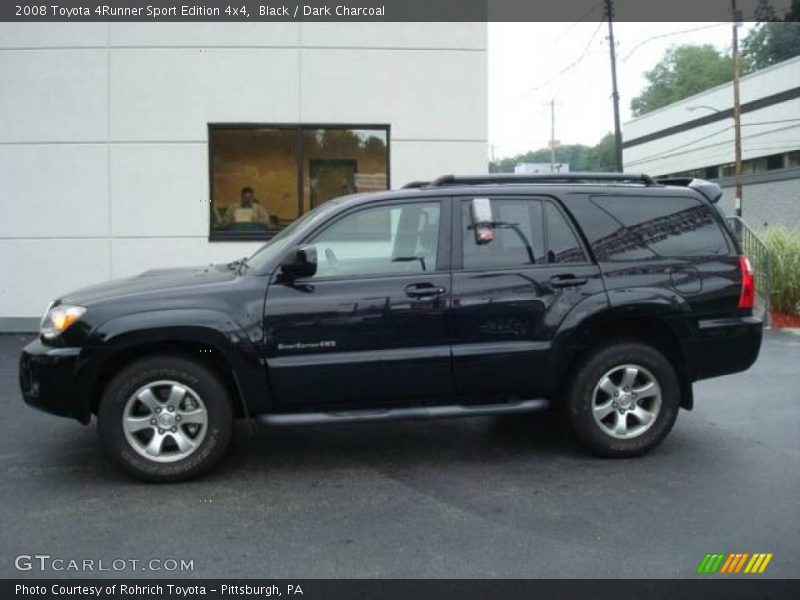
[690,315,763,381]
[19,339,91,424]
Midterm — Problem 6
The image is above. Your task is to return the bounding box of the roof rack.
[401,180,430,189]
[428,172,656,187]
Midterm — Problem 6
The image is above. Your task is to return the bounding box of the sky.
[488,21,759,159]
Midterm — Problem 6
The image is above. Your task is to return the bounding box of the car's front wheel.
[98,356,233,482]
[565,342,680,457]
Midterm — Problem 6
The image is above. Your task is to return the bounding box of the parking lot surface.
[1,331,798,578]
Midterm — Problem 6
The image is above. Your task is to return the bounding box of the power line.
[547,2,602,45]
[625,122,790,166]
[621,23,728,62]
[741,118,800,126]
[636,142,800,168]
[619,11,786,65]
[625,123,800,167]
[624,121,734,164]
[515,21,605,100]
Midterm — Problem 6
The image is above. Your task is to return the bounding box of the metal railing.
[727,216,771,326]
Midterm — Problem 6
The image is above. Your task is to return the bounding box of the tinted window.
[462,199,544,269]
[545,202,587,264]
[559,197,654,262]
[592,195,728,257]
[310,202,439,278]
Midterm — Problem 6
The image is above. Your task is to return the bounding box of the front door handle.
[405,283,447,299]
[550,274,588,288]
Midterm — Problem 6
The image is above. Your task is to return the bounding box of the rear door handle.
[405,283,447,298]
[550,274,588,288]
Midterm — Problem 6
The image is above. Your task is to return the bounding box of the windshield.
[246,202,335,272]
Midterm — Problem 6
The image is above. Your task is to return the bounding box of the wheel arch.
[551,307,695,410]
[86,310,269,418]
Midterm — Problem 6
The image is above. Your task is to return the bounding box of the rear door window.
[460,198,545,269]
[591,195,729,258]
[544,202,587,264]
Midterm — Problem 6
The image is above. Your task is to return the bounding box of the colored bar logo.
[697,552,773,574]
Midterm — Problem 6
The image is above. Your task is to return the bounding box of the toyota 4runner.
[20,173,763,481]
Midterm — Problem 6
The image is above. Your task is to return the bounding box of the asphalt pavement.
[0,331,798,579]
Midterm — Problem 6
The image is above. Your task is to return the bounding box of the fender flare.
[83,309,269,417]
[549,288,695,408]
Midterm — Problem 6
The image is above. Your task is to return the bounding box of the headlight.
[41,304,86,339]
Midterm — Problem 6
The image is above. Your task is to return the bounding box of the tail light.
[738,255,755,310]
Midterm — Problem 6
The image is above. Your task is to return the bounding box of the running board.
[257,398,549,426]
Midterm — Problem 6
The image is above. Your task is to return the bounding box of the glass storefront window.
[209,128,297,237]
[209,125,389,240]
[302,129,389,212]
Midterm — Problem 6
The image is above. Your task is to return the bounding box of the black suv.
[20,173,762,481]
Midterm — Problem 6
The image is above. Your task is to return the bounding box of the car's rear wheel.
[98,356,233,482]
[565,342,680,457]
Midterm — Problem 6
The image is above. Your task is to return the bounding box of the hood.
[59,264,238,307]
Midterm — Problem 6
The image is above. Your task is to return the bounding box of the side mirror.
[280,245,317,279]
[470,197,494,245]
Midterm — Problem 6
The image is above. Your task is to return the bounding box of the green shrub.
[764,227,800,315]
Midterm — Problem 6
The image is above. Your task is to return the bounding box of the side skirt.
[257,398,550,426]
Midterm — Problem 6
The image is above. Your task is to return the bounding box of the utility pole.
[549,98,556,172]
[731,0,744,218]
[604,0,623,172]
[543,99,560,172]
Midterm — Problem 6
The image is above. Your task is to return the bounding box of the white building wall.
[622,56,800,176]
[717,175,800,229]
[0,23,488,327]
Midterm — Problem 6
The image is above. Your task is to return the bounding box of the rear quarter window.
[590,195,729,258]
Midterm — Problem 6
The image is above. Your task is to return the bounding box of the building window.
[720,163,735,178]
[209,124,389,240]
[766,153,785,171]
[302,129,389,213]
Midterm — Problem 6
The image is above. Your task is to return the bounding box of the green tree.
[488,133,615,173]
[630,45,733,117]
[490,144,588,173]
[583,133,616,171]
[742,0,800,72]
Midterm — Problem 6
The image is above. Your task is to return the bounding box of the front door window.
[310,202,441,278]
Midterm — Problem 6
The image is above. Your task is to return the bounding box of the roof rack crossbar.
[429,173,655,187]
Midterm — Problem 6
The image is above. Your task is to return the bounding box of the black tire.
[564,342,680,458]
[98,355,233,482]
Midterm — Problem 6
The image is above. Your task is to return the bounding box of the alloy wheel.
[591,364,662,439]
[122,380,208,463]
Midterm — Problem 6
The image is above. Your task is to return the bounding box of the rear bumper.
[689,316,763,381]
[19,339,91,424]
